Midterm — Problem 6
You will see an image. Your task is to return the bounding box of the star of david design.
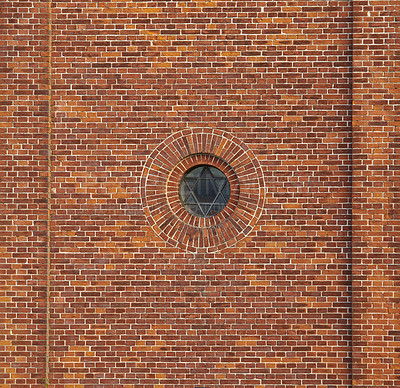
[179,165,230,217]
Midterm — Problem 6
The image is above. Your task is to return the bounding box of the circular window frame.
[141,129,265,253]
[178,164,231,218]
[167,154,240,228]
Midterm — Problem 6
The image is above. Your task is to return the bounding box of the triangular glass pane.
[179,181,192,201]
[209,203,225,216]
[214,179,226,190]
[213,193,225,205]
[222,183,230,198]
[200,203,211,216]
[185,167,203,178]
[209,166,225,178]
[186,194,197,204]
[184,178,198,189]
[188,204,201,215]
[202,167,214,180]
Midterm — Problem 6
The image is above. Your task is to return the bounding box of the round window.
[179,165,230,217]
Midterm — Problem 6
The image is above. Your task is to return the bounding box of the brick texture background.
[1,0,398,387]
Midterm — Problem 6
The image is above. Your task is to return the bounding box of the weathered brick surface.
[0,1,49,386]
[4,0,398,387]
[352,0,400,386]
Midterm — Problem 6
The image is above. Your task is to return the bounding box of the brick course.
[1,0,398,387]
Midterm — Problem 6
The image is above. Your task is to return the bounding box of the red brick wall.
[2,0,396,387]
[48,2,353,386]
[1,1,49,386]
[352,0,400,386]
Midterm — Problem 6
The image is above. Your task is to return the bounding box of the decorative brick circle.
[141,129,265,252]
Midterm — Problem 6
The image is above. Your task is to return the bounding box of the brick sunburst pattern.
[141,128,265,252]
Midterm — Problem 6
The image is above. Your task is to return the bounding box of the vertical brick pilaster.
[0,1,49,386]
[352,0,400,386]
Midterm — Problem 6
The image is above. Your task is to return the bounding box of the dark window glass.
[179,165,230,217]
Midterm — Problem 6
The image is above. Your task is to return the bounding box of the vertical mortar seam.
[45,0,52,384]
[350,0,354,385]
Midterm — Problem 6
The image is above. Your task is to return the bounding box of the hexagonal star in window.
[179,165,230,217]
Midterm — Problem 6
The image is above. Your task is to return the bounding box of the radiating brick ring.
[141,129,265,252]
